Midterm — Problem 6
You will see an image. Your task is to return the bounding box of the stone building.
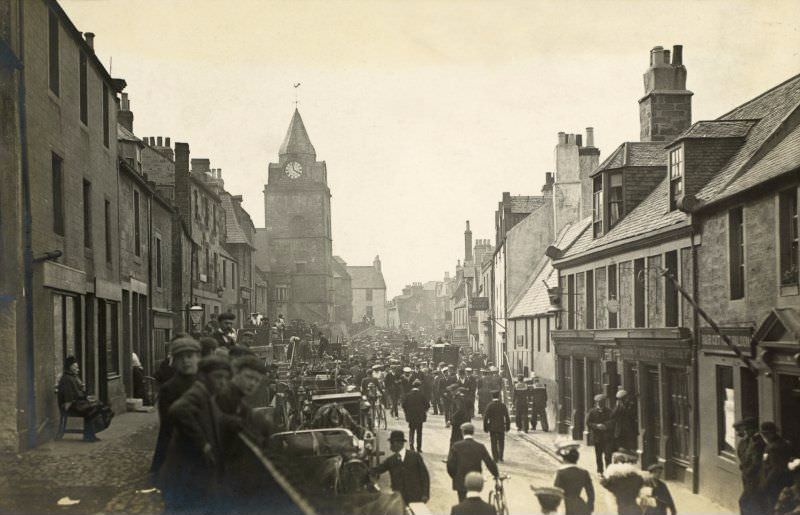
[348,256,387,327]
[332,256,352,337]
[260,109,334,327]
[0,0,128,448]
[550,45,694,484]
[221,191,257,323]
[394,282,436,332]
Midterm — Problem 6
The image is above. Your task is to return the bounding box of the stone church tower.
[263,109,334,326]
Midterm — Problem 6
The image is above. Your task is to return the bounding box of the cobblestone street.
[0,412,162,515]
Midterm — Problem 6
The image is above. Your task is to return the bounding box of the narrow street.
[379,410,564,515]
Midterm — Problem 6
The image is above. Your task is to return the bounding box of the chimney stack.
[541,172,555,196]
[175,142,190,177]
[118,93,134,131]
[586,127,594,147]
[165,137,171,147]
[157,136,163,147]
[640,44,692,142]
[374,255,382,272]
[84,32,95,50]
[464,220,473,263]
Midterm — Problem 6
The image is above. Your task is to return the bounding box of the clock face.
[285,161,303,179]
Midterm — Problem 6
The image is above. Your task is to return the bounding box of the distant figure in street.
[371,430,430,505]
[734,417,764,515]
[758,421,794,514]
[159,356,232,513]
[151,336,200,476]
[318,331,329,358]
[532,486,565,515]
[530,376,549,432]
[402,379,430,452]
[215,312,238,349]
[132,352,147,401]
[450,390,471,446]
[447,422,499,502]
[483,390,510,462]
[610,390,638,451]
[586,394,613,473]
[276,314,286,342]
[643,463,676,515]
[554,443,594,515]
[450,472,497,515]
[513,375,529,432]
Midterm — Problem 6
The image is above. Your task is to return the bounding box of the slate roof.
[117,124,140,143]
[696,74,800,203]
[279,109,316,156]
[510,196,547,214]
[347,266,386,289]
[508,218,591,319]
[673,120,757,141]
[220,194,252,246]
[590,142,665,177]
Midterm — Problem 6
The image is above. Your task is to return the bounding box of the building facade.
[348,256,387,327]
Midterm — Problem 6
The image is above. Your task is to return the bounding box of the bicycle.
[368,393,387,430]
[488,474,510,515]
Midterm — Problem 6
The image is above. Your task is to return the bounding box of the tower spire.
[279,109,316,157]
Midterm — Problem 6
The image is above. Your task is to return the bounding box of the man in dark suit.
[451,472,497,515]
[586,393,613,473]
[402,379,430,452]
[371,430,430,505]
[447,422,499,502]
[483,390,510,462]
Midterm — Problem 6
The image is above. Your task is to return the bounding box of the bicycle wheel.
[497,491,509,515]
[488,491,496,509]
[379,405,387,429]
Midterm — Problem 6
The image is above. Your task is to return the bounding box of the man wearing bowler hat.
[402,379,430,452]
[371,430,430,504]
[610,389,638,451]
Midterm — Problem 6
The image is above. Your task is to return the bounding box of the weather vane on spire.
[293,82,301,108]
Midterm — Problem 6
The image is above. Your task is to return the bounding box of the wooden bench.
[54,385,84,440]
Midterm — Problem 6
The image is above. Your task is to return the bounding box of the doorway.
[642,365,661,467]
[778,374,800,454]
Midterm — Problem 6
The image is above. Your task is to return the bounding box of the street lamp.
[188,304,204,333]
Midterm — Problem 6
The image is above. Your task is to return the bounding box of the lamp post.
[188,304,204,334]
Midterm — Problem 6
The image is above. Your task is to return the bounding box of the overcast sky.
[62,0,799,297]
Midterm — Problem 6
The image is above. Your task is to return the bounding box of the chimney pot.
[663,49,671,65]
[586,127,595,147]
[165,137,171,147]
[576,134,583,147]
[120,92,129,110]
[672,45,683,65]
[84,32,95,50]
[157,136,163,147]
[558,132,566,145]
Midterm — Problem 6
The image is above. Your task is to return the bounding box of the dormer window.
[669,146,684,210]
[592,177,603,237]
[608,172,623,229]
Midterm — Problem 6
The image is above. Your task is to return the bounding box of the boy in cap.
[151,335,201,476]
[644,463,676,515]
[371,430,430,504]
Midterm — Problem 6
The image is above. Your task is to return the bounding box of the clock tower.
[264,109,334,326]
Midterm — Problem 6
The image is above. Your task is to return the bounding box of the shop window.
[608,172,624,229]
[100,301,119,376]
[729,207,745,299]
[779,189,799,286]
[665,250,679,327]
[716,365,735,455]
[634,258,646,328]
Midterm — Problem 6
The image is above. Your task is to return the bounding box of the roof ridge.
[719,100,800,193]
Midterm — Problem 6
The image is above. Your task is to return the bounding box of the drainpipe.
[690,221,700,494]
[146,195,153,374]
[13,0,38,450]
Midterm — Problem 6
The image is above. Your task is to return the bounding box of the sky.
[61,0,800,297]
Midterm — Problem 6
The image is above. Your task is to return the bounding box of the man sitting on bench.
[57,356,111,442]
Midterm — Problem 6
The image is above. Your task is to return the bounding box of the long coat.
[373,450,430,504]
[402,389,430,424]
[159,380,224,510]
[446,438,499,492]
[554,464,595,515]
[586,406,612,447]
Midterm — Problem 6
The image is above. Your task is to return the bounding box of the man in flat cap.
[402,379,430,452]
[160,355,232,512]
[586,393,612,473]
[151,335,201,477]
[447,422,499,502]
[371,430,430,504]
[610,389,638,452]
[734,417,764,515]
[215,312,238,349]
